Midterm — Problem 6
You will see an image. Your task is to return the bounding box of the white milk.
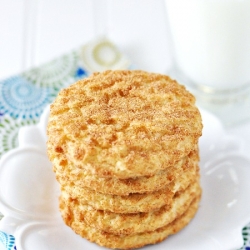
[165,0,250,90]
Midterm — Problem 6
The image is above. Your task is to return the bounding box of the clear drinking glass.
[165,0,250,126]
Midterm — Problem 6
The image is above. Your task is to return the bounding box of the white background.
[0,0,171,80]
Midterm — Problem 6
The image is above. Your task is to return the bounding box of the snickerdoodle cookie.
[47,70,203,249]
[47,70,202,178]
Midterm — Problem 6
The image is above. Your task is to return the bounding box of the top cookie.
[47,70,202,178]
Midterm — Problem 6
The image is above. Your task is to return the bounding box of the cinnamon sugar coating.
[60,189,201,249]
[54,149,199,195]
[47,70,202,178]
[60,176,201,235]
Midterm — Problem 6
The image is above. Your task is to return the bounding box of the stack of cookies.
[47,70,203,249]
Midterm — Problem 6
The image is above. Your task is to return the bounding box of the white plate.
[0,106,250,250]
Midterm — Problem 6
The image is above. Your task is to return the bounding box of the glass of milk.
[165,0,250,126]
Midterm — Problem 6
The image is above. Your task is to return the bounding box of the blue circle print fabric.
[0,76,50,119]
[0,231,16,250]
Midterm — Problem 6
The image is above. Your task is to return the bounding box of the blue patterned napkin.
[0,232,15,250]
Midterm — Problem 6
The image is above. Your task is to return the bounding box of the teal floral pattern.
[0,115,37,158]
[0,76,51,119]
[0,232,15,250]
[0,48,86,158]
[22,51,79,89]
[240,226,250,250]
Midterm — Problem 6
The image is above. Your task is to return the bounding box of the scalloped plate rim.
[0,107,249,250]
